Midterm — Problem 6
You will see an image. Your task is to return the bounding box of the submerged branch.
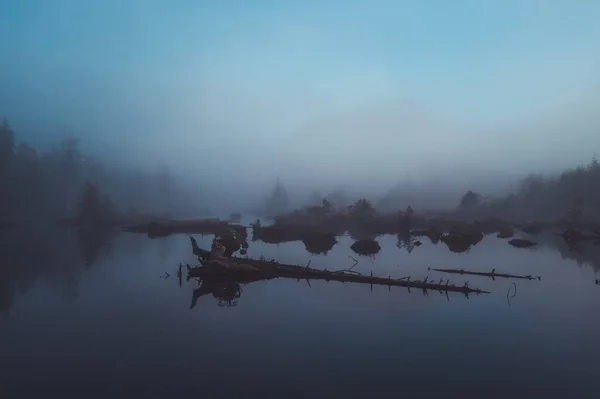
[428,267,541,281]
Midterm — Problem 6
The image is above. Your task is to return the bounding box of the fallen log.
[428,267,541,281]
[188,237,489,296]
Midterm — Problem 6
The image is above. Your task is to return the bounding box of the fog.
[1,1,599,214]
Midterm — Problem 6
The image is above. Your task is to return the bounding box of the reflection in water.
[302,232,338,255]
[191,278,245,308]
[411,227,443,245]
[4,226,600,396]
[350,239,381,256]
[249,226,600,281]
[440,230,484,253]
[347,229,377,241]
[5,226,600,317]
[396,230,422,253]
[77,226,118,267]
[0,225,118,320]
[187,272,485,309]
[539,232,600,273]
[508,238,538,248]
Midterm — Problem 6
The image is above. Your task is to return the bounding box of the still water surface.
[2,224,600,398]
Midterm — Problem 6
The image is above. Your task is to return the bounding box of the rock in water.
[508,238,537,248]
[350,239,381,256]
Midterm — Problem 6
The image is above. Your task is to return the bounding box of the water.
[2,225,600,398]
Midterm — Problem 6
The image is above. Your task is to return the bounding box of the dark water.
[2,223,600,398]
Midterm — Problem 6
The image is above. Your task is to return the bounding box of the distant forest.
[2,115,599,226]
[265,157,600,224]
[0,118,201,225]
[380,157,600,223]
[455,157,600,222]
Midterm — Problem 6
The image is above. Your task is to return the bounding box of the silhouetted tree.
[302,197,333,219]
[458,190,482,211]
[0,118,15,176]
[54,138,83,213]
[482,157,600,222]
[348,198,376,219]
[322,198,332,214]
[0,117,196,222]
[265,178,290,216]
[327,188,348,210]
[0,119,15,218]
[76,181,119,225]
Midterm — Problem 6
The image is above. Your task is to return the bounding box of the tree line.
[264,156,600,223]
[457,157,600,222]
[0,118,197,226]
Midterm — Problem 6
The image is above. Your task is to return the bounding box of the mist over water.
[2,0,600,397]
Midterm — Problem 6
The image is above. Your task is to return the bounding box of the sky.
[1,0,599,193]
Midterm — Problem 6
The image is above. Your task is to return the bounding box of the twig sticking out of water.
[428,267,541,281]
[507,282,517,306]
[177,263,183,287]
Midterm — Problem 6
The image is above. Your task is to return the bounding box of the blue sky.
[1,0,599,189]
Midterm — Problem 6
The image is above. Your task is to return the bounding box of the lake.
[2,223,600,398]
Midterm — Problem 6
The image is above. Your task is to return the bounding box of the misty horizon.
[4,3,600,396]
[1,0,599,211]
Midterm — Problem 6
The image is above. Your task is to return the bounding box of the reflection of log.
[188,237,488,295]
[429,267,541,281]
